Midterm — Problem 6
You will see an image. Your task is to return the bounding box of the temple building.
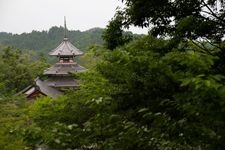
[22,18,86,99]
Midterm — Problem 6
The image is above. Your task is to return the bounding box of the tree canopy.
[0,27,104,53]
[102,12,133,50]
[0,46,49,96]
[1,0,225,149]
[120,0,225,40]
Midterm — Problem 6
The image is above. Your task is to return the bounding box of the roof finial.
[64,16,67,39]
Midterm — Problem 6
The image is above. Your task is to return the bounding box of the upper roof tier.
[48,38,84,56]
[49,17,84,56]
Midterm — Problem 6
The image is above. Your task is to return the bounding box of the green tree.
[0,47,49,96]
[118,0,225,69]
[97,36,225,149]
[23,36,225,149]
[0,95,30,149]
[0,26,105,54]
[102,12,132,50]
[120,0,224,39]
[8,1,225,149]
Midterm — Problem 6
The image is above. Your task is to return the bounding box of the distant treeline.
[0,26,104,53]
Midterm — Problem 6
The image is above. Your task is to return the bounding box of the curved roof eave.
[48,39,84,56]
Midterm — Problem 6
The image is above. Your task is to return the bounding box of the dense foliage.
[1,0,225,149]
[102,12,133,50]
[0,46,48,96]
[0,97,28,149]
[120,0,225,40]
[0,27,104,53]
[20,36,225,149]
[0,46,48,149]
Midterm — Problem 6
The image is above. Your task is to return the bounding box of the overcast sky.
[0,0,148,34]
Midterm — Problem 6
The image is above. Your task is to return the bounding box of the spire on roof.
[48,17,84,56]
[64,16,67,39]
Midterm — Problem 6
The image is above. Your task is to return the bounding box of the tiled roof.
[44,76,79,87]
[35,78,63,99]
[44,63,86,75]
[48,38,83,56]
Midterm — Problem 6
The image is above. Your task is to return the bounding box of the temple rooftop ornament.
[49,17,83,56]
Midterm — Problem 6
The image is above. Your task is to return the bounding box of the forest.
[0,27,104,53]
[1,0,225,149]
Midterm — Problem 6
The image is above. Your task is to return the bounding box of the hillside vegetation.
[0,27,104,53]
[1,0,225,149]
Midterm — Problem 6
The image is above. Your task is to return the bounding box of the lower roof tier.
[21,76,80,99]
[44,63,86,75]
[43,76,79,87]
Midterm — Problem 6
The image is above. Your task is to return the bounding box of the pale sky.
[0,0,148,34]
